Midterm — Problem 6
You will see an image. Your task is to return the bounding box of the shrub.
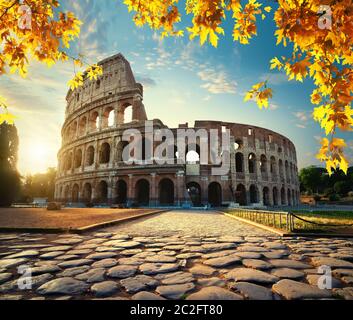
[329,194,340,202]
[334,181,351,196]
[324,187,334,197]
[47,202,61,211]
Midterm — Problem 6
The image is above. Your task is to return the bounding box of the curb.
[0,210,167,235]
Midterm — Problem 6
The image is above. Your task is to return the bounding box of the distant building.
[55,54,300,207]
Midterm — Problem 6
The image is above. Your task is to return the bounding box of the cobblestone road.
[0,210,353,300]
[105,210,273,237]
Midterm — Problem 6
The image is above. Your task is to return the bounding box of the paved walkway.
[105,210,273,237]
[0,210,353,300]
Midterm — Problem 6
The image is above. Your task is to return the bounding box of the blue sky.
[2,0,353,174]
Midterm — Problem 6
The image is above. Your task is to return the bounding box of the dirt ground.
[0,208,159,230]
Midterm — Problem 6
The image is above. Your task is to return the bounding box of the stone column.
[150,173,157,206]
[127,174,134,206]
[176,171,186,206]
[107,177,113,205]
[258,186,264,206]
[81,144,86,172]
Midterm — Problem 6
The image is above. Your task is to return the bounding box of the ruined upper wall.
[65,53,143,117]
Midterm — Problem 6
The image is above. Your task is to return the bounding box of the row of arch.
[63,104,134,143]
[59,179,299,207]
[60,141,298,185]
[235,152,298,182]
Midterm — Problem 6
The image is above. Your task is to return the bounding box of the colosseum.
[55,53,300,208]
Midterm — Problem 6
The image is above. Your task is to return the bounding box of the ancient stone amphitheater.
[55,53,300,207]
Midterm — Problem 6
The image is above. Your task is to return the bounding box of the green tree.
[0,123,20,206]
[21,168,57,202]
[299,166,326,194]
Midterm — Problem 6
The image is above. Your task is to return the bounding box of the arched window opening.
[281,187,286,205]
[79,117,87,136]
[235,184,247,206]
[90,111,100,131]
[187,182,202,207]
[159,179,174,206]
[263,187,270,206]
[124,105,133,124]
[97,181,108,203]
[116,180,127,205]
[86,146,95,166]
[249,185,258,203]
[117,141,130,163]
[74,149,82,169]
[248,153,256,174]
[208,182,222,207]
[260,155,267,173]
[83,183,92,203]
[236,153,244,173]
[273,187,279,206]
[72,184,79,203]
[100,143,111,164]
[136,179,150,206]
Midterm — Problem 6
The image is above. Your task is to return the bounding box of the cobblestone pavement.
[0,210,353,300]
[105,210,273,237]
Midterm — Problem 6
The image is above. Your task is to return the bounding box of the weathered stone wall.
[55,54,300,207]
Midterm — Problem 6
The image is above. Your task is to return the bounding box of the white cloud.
[198,68,237,94]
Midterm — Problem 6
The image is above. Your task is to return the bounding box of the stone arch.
[79,116,87,136]
[100,142,111,164]
[89,111,100,131]
[249,185,258,204]
[279,159,284,179]
[123,104,133,124]
[66,152,73,171]
[70,121,77,139]
[186,182,202,207]
[117,140,130,163]
[263,187,270,206]
[273,187,279,206]
[86,146,95,166]
[285,161,290,182]
[83,183,92,203]
[248,153,257,174]
[208,182,222,207]
[97,181,108,203]
[260,154,267,173]
[281,187,286,205]
[74,149,82,169]
[103,106,115,128]
[136,179,150,206]
[64,185,70,202]
[72,184,79,202]
[270,156,276,174]
[235,152,244,173]
[159,178,174,206]
[287,188,292,206]
[235,184,247,206]
[116,180,127,205]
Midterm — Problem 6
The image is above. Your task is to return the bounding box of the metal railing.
[229,208,294,231]
[228,208,353,234]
